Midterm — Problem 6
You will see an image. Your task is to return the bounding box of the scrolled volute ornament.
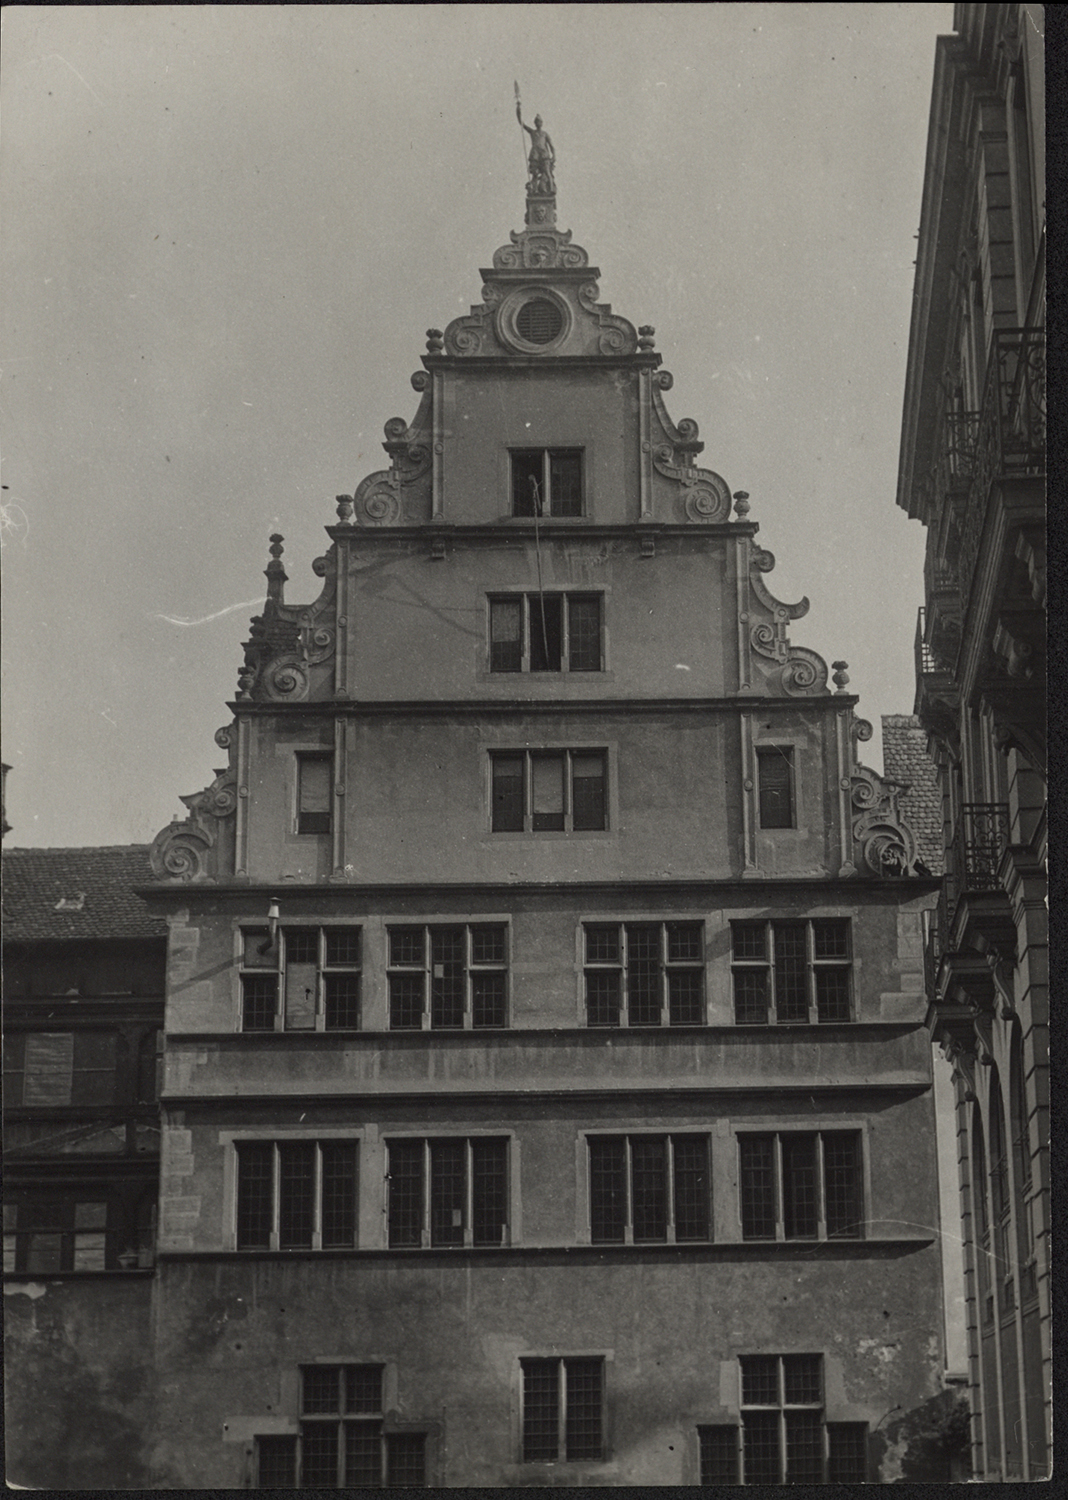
[150,824,214,882]
[214,725,233,751]
[781,647,829,696]
[260,654,310,701]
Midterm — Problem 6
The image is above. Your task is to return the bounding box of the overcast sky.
[2,4,955,849]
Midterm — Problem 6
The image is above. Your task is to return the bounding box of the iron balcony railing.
[958,328,1046,612]
[953,802,1011,893]
[915,607,938,678]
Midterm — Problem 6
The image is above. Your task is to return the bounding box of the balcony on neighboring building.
[957,328,1046,621]
[935,803,1015,997]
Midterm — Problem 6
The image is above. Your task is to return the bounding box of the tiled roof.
[882,715,945,876]
[1,846,167,943]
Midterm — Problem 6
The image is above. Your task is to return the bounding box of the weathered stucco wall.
[4,1275,156,1490]
[337,532,733,701]
[440,365,641,527]
[150,1252,945,1487]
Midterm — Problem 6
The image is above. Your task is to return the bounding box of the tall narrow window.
[491,750,607,833]
[756,748,795,828]
[511,449,584,517]
[297,755,333,835]
[489,594,603,674]
[589,1134,711,1244]
[583,922,704,1027]
[731,920,852,1025]
[739,1132,862,1241]
[386,1137,509,1248]
[235,1140,358,1251]
[521,1357,605,1462]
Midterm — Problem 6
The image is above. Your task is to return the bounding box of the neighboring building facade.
[2,845,166,1489]
[134,143,954,1486]
[898,3,1048,1481]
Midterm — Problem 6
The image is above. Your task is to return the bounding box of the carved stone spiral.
[851,776,881,810]
[358,486,401,525]
[579,282,601,307]
[750,622,781,661]
[452,327,483,355]
[853,717,874,743]
[782,650,827,695]
[405,444,429,470]
[494,247,521,269]
[261,656,310,701]
[752,548,776,573]
[685,484,729,523]
[559,246,588,269]
[214,725,233,750]
[655,371,674,390]
[411,371,430,392]
[676,417,700,443]
[151,828,210,882]
[599,328,628,354]
[480,285,502,306]
[384,417,408,440]
[654,443,675,465]
[312,555,328,578]
[206,783,237,818]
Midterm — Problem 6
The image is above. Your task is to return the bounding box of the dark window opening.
[583,921,704,1027]
[511,449,583,517]
[387,1137,509,1248]
[731,919,852,1025]
[720,1356,866,1485]
[492,750,607,834]
[297,755,333,835]
[516,298,563,344]
[490,593,602,674]
[257,1366,427,1488]
[588,1135,710,1244]
[235,1140,358,1251]
[757,747,795,828]
[521,1356,605,1463]
[240,926,361,1032]
[739,1132,862,1241]
[387,924,508,1029]
[4,1196,115,1273]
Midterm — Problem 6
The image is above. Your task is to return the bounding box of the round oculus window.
[515,297,564,345]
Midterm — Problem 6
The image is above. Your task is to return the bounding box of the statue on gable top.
[516,105,555,196]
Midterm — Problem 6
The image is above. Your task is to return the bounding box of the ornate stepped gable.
[149,113,927,884]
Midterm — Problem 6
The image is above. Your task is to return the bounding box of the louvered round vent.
[516,297,564,345]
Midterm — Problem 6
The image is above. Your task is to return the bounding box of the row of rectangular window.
[253,1356,868,1483]
[296,745,797,834]
[233,1131,864,1251]
[238,919,853,1031]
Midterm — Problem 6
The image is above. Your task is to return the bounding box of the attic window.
[516,298,563,345]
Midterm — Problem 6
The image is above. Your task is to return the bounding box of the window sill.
[156,1237,935,1263]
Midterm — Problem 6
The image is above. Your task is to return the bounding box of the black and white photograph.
[2,4,1047,1486]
